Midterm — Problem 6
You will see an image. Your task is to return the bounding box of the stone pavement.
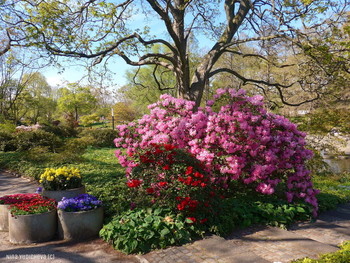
[140,203,350,263]
[1,170,350,263]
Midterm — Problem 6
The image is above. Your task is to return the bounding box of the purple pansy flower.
[57,194,102,212]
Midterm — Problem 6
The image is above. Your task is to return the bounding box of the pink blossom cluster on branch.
[114,88,319,216]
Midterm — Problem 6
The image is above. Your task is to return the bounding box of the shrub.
[79,128,117,147]
[80,114,100,127]
[99,207,199,254]
[114,88,319,216]
[60,137,90,153]
[0,131,16,151]
[14,130,63,152]
[124,143,217,221]
[209,197,312,236]
[23,146,53,162]
[0,121,16,133]
[41,124,78,138]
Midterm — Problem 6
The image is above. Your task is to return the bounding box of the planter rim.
[10,209,57,217]
[43,185,85,192]
[58,207,103,213]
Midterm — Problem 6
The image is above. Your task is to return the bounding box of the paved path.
[1,170,350,263]
[139,204,350,263]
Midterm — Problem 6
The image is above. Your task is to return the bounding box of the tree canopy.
[57,84,97,121]
[1,0,349,107]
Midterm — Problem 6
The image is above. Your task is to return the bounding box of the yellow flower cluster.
[39,167,81,183]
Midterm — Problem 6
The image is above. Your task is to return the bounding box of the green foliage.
[78,128,117,147]
[0,131,16,151]
[60,137,90,153]
[100,207,197,254]
[49,137,91,164]
[209,197,312,236]
[0,121,16,133]
[80,113,100,127]
[312,172,350,212]
[112,102,139,124]
[57,84,97,121]
[14,130,63,152]
[23,146,54,163]
[293,241,350,262]
[41,124,78,138]
[293,108,350,135]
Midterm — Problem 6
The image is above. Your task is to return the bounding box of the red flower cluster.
[146,188,155,194]
[127,179,142,188]
[0,193,40,204]
[178,166,208,187]
[158,181,168,187]
[9,195,56,216]
[176,196,199,212]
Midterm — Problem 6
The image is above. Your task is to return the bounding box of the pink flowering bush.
[114,88,319,216]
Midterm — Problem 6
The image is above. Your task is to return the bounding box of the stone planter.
[0,204,10,231]
[42,185,85,202]
[9,209,57,244]
[58,207,103,240]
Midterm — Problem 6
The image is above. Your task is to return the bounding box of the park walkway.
[1,170,350,263]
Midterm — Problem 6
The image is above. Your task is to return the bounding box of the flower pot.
[42,185,85,202]
[9,209,57,244]
[58,207,103,240]
[0,204,10,231]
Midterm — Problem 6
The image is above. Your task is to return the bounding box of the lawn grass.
[312,172,350,212]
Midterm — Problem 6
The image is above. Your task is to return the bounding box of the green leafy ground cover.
[0,147,349,256]
[293,241,350,263]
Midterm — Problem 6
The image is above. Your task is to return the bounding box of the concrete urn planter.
[42,186,86,202]
[58,207,103,240]
[9,209,57,244]
[0,204,10,231]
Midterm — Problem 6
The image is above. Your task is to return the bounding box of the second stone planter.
[57,207,103,240]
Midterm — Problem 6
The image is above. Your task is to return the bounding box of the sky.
[42,56,132,89]
[40,1,217,91]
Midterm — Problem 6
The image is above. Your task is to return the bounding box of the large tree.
[1,0,349,107]
[0,50,34,123]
